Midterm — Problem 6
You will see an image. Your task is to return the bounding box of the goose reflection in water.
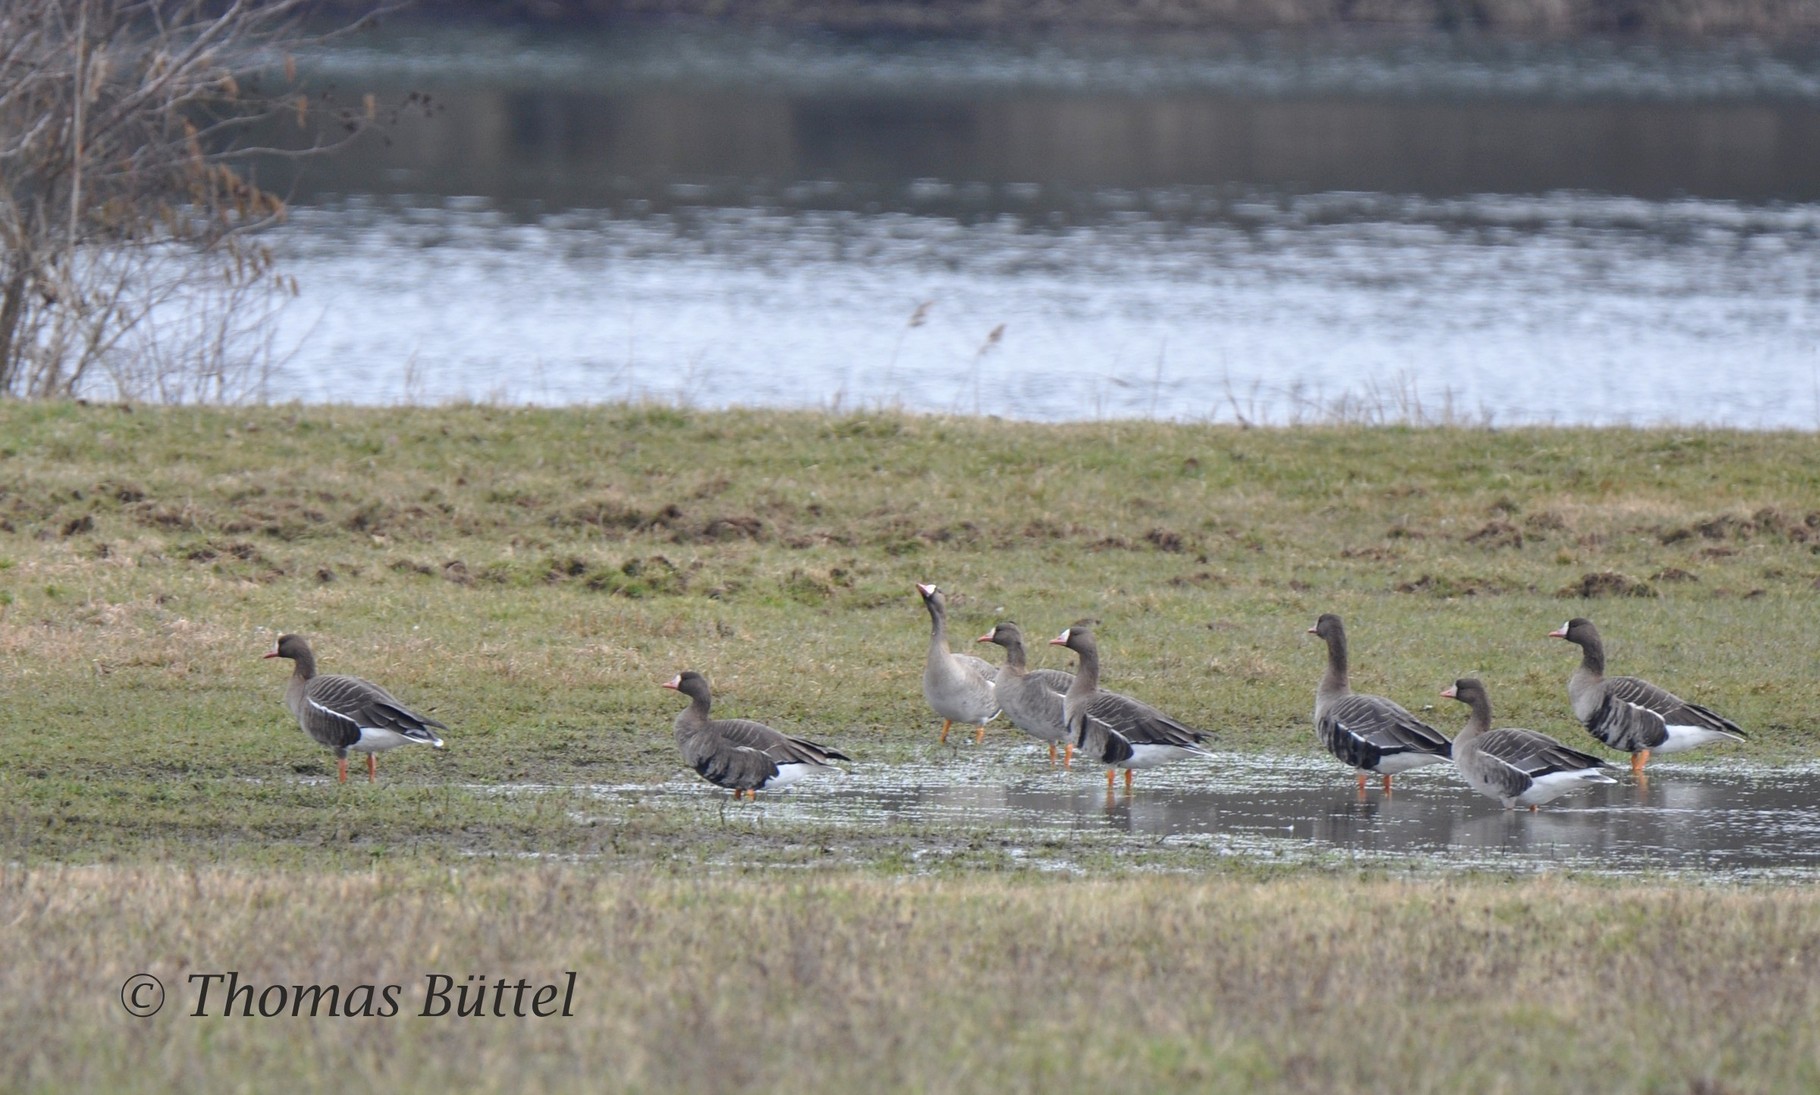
[683,755,1820,880]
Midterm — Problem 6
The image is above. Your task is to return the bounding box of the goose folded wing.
[1461,734,1540,801]
[954,654,1000,685]
[1081,691,1205,749]
[1326,694,1450,756]
[996,670,1065,725]
[309,674,447,741]
[1605,676,1744,736]
[1019,681,1067,727]
[1479,727,1609,777]
[711,718,850,767]
[299,696,362,750]
[1585,686,1669,750]
[1081,710,1135,764]
[778,734,852,766]
[693,743,780,788]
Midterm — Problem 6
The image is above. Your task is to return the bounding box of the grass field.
[8,866,1820,1093]
[3,402,1817,1091]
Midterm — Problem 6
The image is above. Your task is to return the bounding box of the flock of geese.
[906,585,1744,812]
[262,583,1748,813]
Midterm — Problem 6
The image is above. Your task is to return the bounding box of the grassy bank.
[2,401,1816,863]
[7,864,1820,1094]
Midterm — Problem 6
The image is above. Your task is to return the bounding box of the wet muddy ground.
[576,751,1820,881]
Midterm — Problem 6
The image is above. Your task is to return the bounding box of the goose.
[1550,617,1745,775]
[917,583,999,744]
[1048,625,1211,791]
[1308,614,1452,792]
[662,671,850,800]
[264,633,446,784]
[977,621,1075,767]
[1441,677,1617,811]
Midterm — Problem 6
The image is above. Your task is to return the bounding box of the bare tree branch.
[0,0,396,400]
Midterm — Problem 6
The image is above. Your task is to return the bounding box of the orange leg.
[1105,768,1116,790]
[367,754,378,783]
[1381,774,1393,794]
[1528,804,1539,813]
[336,757,349,783]
[974,724,986,746]
[1630,750,1650,776]
[1124,769,1134,793]
[939,719,952,744]
[1355,772,1368,792]
[1063,743,1075,770]
[1047,743,1058,767]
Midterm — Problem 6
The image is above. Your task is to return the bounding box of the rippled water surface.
[621,753,1820,880]
[254,25,1820,424]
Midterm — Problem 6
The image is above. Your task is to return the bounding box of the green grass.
[3,402,1817,1091]
[2,403,1816,859]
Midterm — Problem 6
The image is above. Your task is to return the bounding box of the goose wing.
[711,717,849,768]
[684,739,780,790]
[954,654,1000,684]
[1068,708,1135,765]
[774,733,852,767]
[1079,690,1206,750]
[1318,693,1451,769]
[305,674,447,748]
[1478,726,1611,778]
[1606,676,1744,737]
[996,670,1070,742]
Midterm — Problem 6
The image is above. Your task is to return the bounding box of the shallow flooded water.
[634,752,1820,881]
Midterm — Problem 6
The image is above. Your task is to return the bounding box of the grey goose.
[917,583,1000,744]
[1441,677,1616,811]
[1048,625,1211,791]
[1550,617,1745,776]
[663,671,850,799]
[1308,614,1452,793]
[264,633,446,783]
[977,621,1076,767]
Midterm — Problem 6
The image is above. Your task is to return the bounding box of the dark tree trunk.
[0,259,30,396]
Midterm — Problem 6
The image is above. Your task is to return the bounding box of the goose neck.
[1318,630,1349,697]
[1576,636,1604,677]
[1455,694,1492,744]
[1068,641,1100,695]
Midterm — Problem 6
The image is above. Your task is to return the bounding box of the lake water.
[634,752,1820,881]
[257,24,1820,425]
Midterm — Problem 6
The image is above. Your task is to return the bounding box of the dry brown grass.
[4,863,1818,1093]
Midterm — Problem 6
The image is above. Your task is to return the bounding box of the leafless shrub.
[0,0,393,401]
